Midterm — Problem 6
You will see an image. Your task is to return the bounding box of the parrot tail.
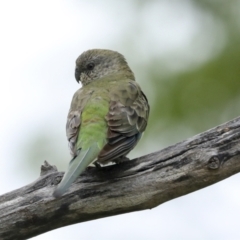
[53,143,100,198]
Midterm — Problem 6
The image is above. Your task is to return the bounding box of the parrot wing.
[98,81,150,163]
[66,110,81,157]
[66,88,94,157]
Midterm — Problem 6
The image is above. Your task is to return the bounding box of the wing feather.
[66,89,94,157]
[98,81,149,163]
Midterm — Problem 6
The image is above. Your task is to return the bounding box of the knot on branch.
[40,161,58,176]
[208,156,220,170]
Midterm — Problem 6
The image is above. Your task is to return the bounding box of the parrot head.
[75,49,134,86]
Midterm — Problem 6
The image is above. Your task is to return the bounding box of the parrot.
[53,49,150,197]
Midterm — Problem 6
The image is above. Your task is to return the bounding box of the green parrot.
[53,49,150,197]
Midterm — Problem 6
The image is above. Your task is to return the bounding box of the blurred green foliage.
[139,0,240,145]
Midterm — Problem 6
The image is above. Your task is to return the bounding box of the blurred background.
[0,0,240,239]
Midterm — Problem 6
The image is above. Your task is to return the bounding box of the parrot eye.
[86,62,95,71]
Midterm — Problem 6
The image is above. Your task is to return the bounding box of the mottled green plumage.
[77,91,109,150]
[53,49,149,197]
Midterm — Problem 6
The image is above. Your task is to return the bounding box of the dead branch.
[1,116,240,240]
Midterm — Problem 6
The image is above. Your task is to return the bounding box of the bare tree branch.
[1,116,240,240]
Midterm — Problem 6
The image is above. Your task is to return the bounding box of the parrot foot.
[114,156,130,164]
[94,162,102,168]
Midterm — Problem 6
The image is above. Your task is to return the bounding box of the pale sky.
[0,1,239,240]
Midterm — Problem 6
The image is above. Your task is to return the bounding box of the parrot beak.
[75,67,81,83]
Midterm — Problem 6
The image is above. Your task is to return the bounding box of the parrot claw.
[94,162,102,168]
[114,156,130,164]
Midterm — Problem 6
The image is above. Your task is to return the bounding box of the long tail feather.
[53,143,100,197]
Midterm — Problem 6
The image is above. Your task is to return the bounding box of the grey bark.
[1,116,240,240]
